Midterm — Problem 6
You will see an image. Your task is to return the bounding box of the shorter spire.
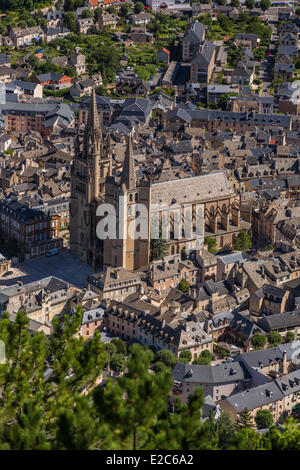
[121,133,136,190]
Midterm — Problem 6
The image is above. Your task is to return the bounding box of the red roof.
[103,0,119,4]
[161,47,170,54]
[89,0,99,5]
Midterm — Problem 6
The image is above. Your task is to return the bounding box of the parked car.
[45,248,60,257]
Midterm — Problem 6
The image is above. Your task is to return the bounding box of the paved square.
[0,250,93,289]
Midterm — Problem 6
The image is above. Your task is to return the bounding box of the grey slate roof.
[191,40,215,65]
[258,310,300,333]
[172,361,249,384]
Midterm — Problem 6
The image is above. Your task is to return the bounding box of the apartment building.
[0,200,62,259]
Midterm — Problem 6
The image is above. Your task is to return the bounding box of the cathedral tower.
[70,87,112,269]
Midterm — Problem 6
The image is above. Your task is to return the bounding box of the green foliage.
[215,412,235,449]
[179,350,192,364]
[229,427,265,449]
[178,279,190,293]
[268,331,282,346]
[110,353,126,373]
[235,408,254,429]
[233,231,252,251]
[64,12,77,34]
[81,9,93,19]
[264,244,274,251]
[204,237,217,254]
[260,0,271,11]
[251,333,266,349]
[150,221,169,261]
[267,418,300,450]
[285,331,294,343]
[245,0,255,9]
[231,0,240,6]
[155,350,177,369]
[134,1,144,13]
[120,3,131,17]
[255,409,274,430]
[192,350,213,365]
[0,308,105,449]
[93,344,172,450]
[111,338,127,356]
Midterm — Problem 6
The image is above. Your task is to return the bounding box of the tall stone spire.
[87,85,100,133]
[121,133,136,190]
[82,86,102,200]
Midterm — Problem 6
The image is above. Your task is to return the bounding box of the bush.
[268,331,282,346]
[205,237,217,254]
[233,231,252,252]
[178,279,190,293]
[155,350,176,368]
[285,332,294,343]
[255,409,274,429]
[193,350,213,365]
[251,333,266,349]
[179,350,192,363]
[111,338,127,356]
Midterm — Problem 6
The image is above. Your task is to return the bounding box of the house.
[77,18,94,34]
[0,133,11,153]
[116,74,150,96]
[231,62,254,86]
[216,252,245,282]
[88,266,142,302]
[276,81,300,115]
[0,53,10,67]
[182,21,206,62]
[171,361,251,404]
[258,310,300,341]
[130,27,154,44]
[274,63,294,82]
[70,78,94,98]
[9,26,44,47]
[219,367,300,426]
[0,101,74,137]
[45,10,64,28]
[99,13,117,29]
[190,40,215,84]
[44,27,70,42]
[277,45,298,58]
[85,0,101,9]
[69,51,86,75]
[249,284,292,318]
[207,84,239,106]
[280,22,298,36]
[130,13,151,26]
[34,72,72,90]
[147,254,200,292]
[6,80,43,100]
[157,48,170,65]
[280,32,298,47]
[79,306,106,339]
[234,33,259,50]
[102,0,121,9]
[0,66,16,83]
[196,249,217,282]
[0,277,78,325]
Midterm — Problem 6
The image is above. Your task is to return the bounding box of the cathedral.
[70,88,250,272]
